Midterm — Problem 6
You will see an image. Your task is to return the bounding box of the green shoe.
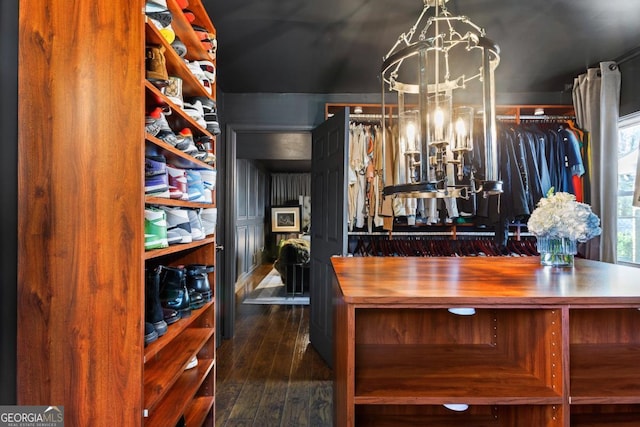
[145,207,169,250]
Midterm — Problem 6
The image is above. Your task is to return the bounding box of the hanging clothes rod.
[349,113,398,120]
[349,113,574,121]
[496,114,575,121]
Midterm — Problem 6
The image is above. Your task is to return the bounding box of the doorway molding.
[220,123,313,340]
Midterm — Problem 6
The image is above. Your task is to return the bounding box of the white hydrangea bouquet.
[527,189,602,242]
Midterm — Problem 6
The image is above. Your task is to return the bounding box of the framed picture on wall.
[271,206,301,233]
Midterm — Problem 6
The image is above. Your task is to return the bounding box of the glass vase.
[536,236,577,267]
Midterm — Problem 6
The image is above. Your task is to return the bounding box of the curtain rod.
[615,46,640,66]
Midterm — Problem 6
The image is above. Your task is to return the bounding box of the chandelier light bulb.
[406,122,416,143]
[455,117,466,137]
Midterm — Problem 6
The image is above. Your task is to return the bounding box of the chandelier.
[381,0,502,199]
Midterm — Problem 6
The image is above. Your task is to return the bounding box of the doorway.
[219,124,312,341]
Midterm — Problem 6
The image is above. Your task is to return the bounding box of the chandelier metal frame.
[381,0,503,199]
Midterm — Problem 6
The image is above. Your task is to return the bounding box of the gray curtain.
[572,61,621,263]
[271,173,311,206]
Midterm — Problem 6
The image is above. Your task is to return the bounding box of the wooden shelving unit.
[16,0,218,424]
[332,257,640,427]
[143,1,218,425]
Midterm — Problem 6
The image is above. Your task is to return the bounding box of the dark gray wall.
[235,159,267,280]
[220,83,640,129]
[0,0,18,405]
[620,55,640,117]
[220,91,580,128]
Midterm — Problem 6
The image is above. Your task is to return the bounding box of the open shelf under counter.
[355,344,562,405]
[355,404,563,427]
[570,405,640,426]
[570,344,640,404]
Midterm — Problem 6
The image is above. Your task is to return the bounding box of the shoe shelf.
[144,327,214,410]
[145,360,215,427]
[145,82,214,139]
[145,134,213,171]
[145,195,214,209]
[144,1,217,425]
[145,21,212,100]
[144,236,216,260]
[143,302,215,427]
[145,132,213,170]
[144,301,215,362]
[166,0,216,63]
[183,396,216,427]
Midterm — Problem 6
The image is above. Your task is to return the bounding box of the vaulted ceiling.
[204,0,640,95]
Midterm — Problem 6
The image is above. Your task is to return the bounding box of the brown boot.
[146,45,169,88]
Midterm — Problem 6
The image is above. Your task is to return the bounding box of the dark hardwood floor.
[215,264,333,426]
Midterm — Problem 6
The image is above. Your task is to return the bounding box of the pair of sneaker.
[145,0,176,44]
[145,107,179,147]
[191,24,217,59]
[167,165,188,201]
[189,134,215,165]
[185,59,212,95]
[145,109,200,158]
[160,207,206,244]
[183,99,207,129]
[200,208,217,236]
[146,206,213,249]
[186,96,220,136]
[198,169,216,203]
[175,128,199,156]
[186,169,207,202]
[145,155,170,198]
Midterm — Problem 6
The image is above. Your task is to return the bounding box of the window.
[617,112,640,265]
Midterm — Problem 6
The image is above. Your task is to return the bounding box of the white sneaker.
[160,207,192,244]
[200,208,217,236]
[183,100,207,128]
[186,60,212,95]
[199,169,216,203]
[187,209,205,241]
[185,355,198,370]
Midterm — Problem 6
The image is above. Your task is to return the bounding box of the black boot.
[159,265,191,318]
[163,307,180,325]
[186,264,214,302]
[188,288,205,310]
[144,322,158,346]
[146,266,168,336]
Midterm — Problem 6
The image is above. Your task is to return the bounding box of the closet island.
[332,256,640,426]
